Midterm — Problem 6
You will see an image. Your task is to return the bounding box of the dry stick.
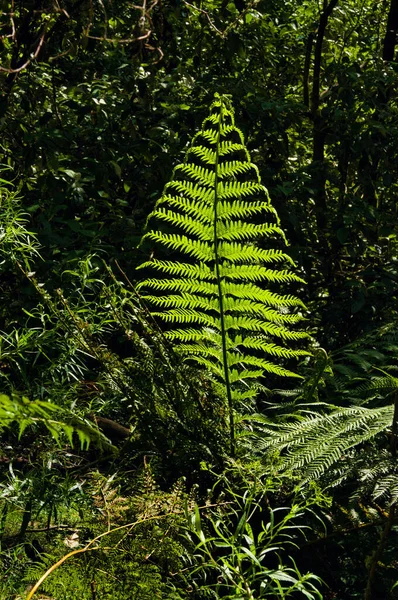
[100,487,112,532]
[87,30,152,43]
[25,525,82,533]
[182,0,224,36]
[26,502,230,600]
[0,26,47,73]
[183,0,260,38]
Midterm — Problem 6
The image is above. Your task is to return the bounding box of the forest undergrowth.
[2,1,398,599]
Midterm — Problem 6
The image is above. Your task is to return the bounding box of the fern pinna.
[137,94,309,454]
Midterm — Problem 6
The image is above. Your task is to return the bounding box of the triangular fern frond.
[137,94,309,455]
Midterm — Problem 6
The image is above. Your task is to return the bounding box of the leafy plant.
[137,93,309,455]
[182,471,323,599]
[247,403,394,485]
[0,173,41,268]
[0,393,106,449]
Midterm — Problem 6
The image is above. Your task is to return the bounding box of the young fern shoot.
[137,94,309,455]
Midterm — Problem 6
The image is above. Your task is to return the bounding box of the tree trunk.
[383,0,398,61]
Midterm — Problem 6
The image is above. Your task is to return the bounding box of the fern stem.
[213,101,235,457]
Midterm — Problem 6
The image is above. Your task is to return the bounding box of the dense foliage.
[1,1,398,598]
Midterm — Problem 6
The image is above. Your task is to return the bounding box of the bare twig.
[183,0,260,38]
[0,27,47,73]
[183,0,224,36]
[87,29,152,43]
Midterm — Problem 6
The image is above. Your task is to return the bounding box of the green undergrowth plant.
[242,323,398,495]
[137,93,310,455]
[0,171,41,270]
[247,403,395,487]
[242,335,398,600]
[1,247,225,475]
[180,466,324,599]
[246,362,398,498]
[0,393,106,449]
[20,462,201,600]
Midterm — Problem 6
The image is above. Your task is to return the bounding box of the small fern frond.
[356,375,398,398]
[152,209,213,239]
[137,94,309,454]
[247,405,393,484]
[137,278,217,295]
[234,337,310,358]
[218,160,255,178]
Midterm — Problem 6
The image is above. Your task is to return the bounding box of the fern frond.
[226,353,301,378]
[222,298,304,324]
[176,163,216,185]
[218,243,295,266]
[166,328,221,343]
[234,337,311,358]
[159,196,213,223]
[355,375,398,397]
[247,405,393,484]
[218,161,255,178]
[187,145,217,164]
[218,141,247,156]
[165,181,213,202]
[147,293,220,312]
[136,279,217,296]
[152,309,218,327]
[217,181,271,200]
[222,282,305,307]
[137,94,309,454]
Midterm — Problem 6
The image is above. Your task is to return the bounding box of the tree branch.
[303,32,314,108]
[311,0,339,116]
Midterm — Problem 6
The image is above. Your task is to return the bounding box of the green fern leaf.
[137,94,309,454]
[247,405,394,485]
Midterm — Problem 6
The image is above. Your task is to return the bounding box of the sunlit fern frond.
[137,94,309,453]
[246,405,393,484]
